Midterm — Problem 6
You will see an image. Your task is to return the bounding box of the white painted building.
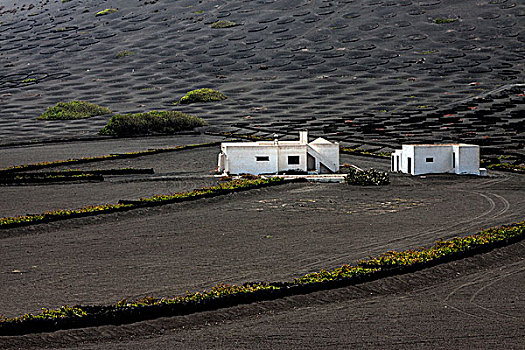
[218,131,339,175]
[391,144,481,176]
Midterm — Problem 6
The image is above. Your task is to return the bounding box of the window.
[288,156,300,165]
[256,156,269,162]
[425,157,434,163]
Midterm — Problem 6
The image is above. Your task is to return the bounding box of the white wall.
[392,150,401,172]
[309,143,340,172]
[393,144,480,175]
[223,145,279,175]
[400,145,415,175]
[455,145,480,175]
[277,145,307,172]
[413,146,454,175]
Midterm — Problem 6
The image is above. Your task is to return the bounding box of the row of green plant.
[359,222,525,268]
[135,178,283,203]
[486,163,525,174]
[99,111,207,136]
[3,306,87,323]
[0,142,219,174]
[0,177,288,228]
[1,221,523,334]
[114,282,280,309]
[205,131,272,141]
[340,147,391,158]
[341,166,390,186]
[0,173,102,184]
[0,169,154,184]
[0,203,132,227]
[0,168,154,177]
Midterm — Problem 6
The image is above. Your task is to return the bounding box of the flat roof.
[222,141,305,147]
[403,143,478,147]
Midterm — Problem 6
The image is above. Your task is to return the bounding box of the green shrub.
[99,111,206,137]
[175,88,227,105]
[115,50,135,58]
[343,167,389,186]
[37,101,111,120]
[95,8,118,17]
[434,18,456,24]
[211,20,236,29]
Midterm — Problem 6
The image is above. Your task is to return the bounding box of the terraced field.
[0,0,523,348]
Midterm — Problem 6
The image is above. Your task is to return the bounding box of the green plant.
[0,142,219,174]
[0,173,102,184]
[487,163,525,174]
[359,222,525,269]
[211,20,236,29]
[0,177,288,228]
[1,221,523,335]
[95,8,118,16]
[98,110,207,137]
[340,148,391,158]
[175,88,227,105]
[343,167,390,186]
[434,18,456,24]
[22,78,37,83]
[115,50,135,58]
[37,101,111,120]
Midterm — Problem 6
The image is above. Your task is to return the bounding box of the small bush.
[434,18,456,24]
[37,101,111,120]
[175,88,227,105]
[211,20,236,29]
[343,167,390,186]
[115,50,135,59]
[95,8,118,17]
[98,110,207,136]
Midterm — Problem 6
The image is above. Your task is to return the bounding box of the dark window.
[391,156,395,171]
[425,157,434,163]
[256,156,269,162]
[452,152,456,168]
[288,156,300,165]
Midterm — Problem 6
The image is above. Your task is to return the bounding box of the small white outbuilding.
[391,144,482,176]
[218,131,339,175]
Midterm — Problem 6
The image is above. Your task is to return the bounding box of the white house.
[391,144,481,175]
[218,131,339,175]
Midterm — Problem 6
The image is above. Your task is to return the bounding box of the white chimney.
[299,130,308,144]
